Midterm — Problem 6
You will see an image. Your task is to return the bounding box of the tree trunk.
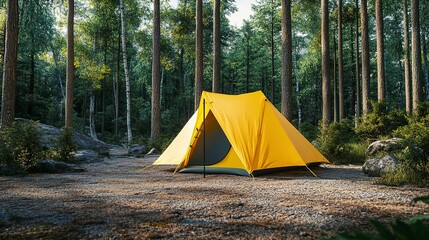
[89,37,98,140]
[102,41,107,134]
[355,0,360,125]
[361,0,370,115]
[65,0,74,129]
[115,28,120,136]
[151,0,161,140]
[376,0,385,102]
[333,25,337,123]
[321,0,331,124]
[246,24,250,93]
[338,0,345,120]
[195,0,203,110]
[281,0,293,120]
[89,93,97,139]
[28,34,35,116]
[119,0,132,151]
[1,0,18,127]
[212,0,221,93]
[403,0,412,114]
[422,31,429,100]
[294,35,301,129]
[270,0,275,102]
[350,21,354,118]
[411,0,422,112]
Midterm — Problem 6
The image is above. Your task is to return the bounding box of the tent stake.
[203,98,206,178]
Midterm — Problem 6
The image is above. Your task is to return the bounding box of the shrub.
[356,101,408,140]
[300,121,318,141]
[382,113,429,186]
[147,136,174,152]
[51,127,76,162]
[0,121,44,172]
[316,119,358,164]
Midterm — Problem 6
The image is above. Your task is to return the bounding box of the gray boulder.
[28,160,85,173]
[74,150,101,163]
[0,166,19,176]
[365,138,403,156]
[18,119,115,151]
[147,148,161,155]
[362,155,398,177]
[130,144,146,156]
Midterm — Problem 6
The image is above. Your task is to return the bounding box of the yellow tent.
[153,91,329,176]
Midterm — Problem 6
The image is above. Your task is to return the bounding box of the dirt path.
[0,156,428,239]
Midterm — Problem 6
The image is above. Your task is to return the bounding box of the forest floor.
[0,155,428,240]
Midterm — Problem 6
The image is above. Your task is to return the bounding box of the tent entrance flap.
[188,111,231,166]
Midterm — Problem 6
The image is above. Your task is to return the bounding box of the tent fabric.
[152,91,329,176]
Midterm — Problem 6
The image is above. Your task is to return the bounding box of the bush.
[0,121,44,172]
[147,136,174,152]
[381,113,429,186]
[316,119,360,164]
[51,127,76,162]
[356,101,408,140]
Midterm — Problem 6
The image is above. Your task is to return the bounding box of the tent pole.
[203,98,206,178]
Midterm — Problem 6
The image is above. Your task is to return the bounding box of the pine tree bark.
[65,0,74,129]
[281,0,292,120]
[321,0,331,124]
[355,0,360,124]
[151,0,161,140]
[376,0,385,102]
[361,0,370,115]
[1,0,18,127]
[333,25,337,123]
[119,0,132,150]
[423,32,429,100]
[89,37,97,140]
[212,0,221,93]
[245,23,250,93]
[89,93,97,139]
[403,0,412,114]
[115,28,120,136]
[270,0,275,102]
[195,0,203,110]
[411,0,422,111]
[338,0,344,120]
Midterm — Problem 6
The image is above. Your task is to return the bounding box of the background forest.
[0,0,429,185]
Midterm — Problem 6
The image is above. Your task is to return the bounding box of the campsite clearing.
[0,155,428,239]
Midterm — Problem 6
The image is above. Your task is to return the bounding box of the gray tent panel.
[187,111,231,166]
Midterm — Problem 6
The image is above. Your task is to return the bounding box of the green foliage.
[380,110,429,186]
[324,196,429,240]
[0,121,44,172]
[51,128,76,163]
[356,101,408,140]
[146,136,174,152]
[316,119,365,164]
[299,121,318,141]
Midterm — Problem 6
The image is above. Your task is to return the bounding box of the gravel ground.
[0,155,428,239]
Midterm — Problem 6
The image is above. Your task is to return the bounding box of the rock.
[74,150,101,163]
[0,166,19,176]
[147,148,160,155]
[109,147,130,156]
[362,155,398,177]
[0,208,8,220]
[16,119,115,151]
[28,160,85,174]
[365,138,403,156]
[130,144,146,156]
